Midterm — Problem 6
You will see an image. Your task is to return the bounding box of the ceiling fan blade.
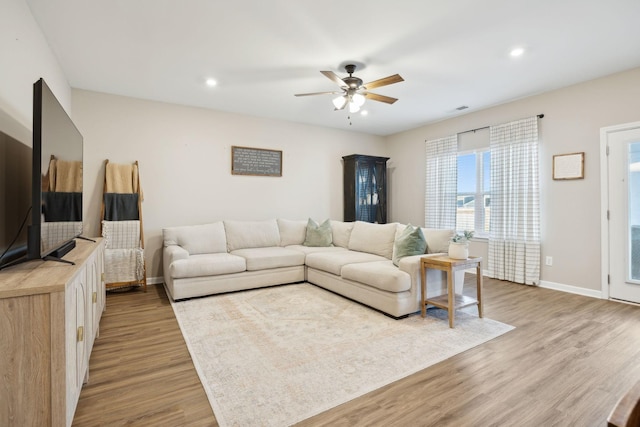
[321,71,348,88]
[363,92,398,104]
[294,91,343,97]
[363,74,404,90]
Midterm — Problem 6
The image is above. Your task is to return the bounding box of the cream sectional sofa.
[163,218,462,317]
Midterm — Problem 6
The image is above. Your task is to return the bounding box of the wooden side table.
[420,255,483,328]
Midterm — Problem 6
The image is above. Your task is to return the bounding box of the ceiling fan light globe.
[352,93,366,107]
[332,95,347,109]
[349,102,361,113]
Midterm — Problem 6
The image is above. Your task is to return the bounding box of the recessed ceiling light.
[205,78,217,87]
[510,47,525,57]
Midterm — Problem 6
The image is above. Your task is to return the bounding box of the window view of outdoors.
[457,151,490,235]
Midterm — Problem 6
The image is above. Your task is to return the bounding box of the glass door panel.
[628,142,640,282]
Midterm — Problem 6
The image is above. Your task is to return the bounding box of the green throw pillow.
[303,218,333,247]
[392,224,427,266]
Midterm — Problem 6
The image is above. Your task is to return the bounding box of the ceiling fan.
[295,64,404,113]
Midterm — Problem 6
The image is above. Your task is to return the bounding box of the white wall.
[0,0,70,133]
[386,67,640,295]
[4,0,640,296]
[72,90,386,278]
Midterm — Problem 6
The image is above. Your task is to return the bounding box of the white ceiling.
[26,0,640,136]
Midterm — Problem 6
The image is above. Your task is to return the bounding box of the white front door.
[605,122,640,303]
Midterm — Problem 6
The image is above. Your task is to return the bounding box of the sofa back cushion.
[162,222,227,255]
[330,220,354,248]
[224,219,281,251]
[277,219,307,246]
[421,227,455,254]
[348,221,397,259]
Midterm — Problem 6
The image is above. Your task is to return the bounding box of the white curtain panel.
[425,135,458,229]
[487,116,541,285]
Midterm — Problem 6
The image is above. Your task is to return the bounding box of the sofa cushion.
[392,224,427,266]
[330,220,354,248]
[341,260,411,293]
[303,218,333,247]
[224,219,281,251]
[163,222,227,255]
[277,219,307,246]
[348,221,397,259]
[305,250,387,276]
[170,253,246,279]
[421,228,455,254]
[285,245,348,255]
[231,247,305,271]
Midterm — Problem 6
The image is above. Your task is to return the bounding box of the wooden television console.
[0,238,105,427]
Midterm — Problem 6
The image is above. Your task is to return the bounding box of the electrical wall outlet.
[545,256,553,266]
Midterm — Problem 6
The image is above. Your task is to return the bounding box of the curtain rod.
[457,114,544,135]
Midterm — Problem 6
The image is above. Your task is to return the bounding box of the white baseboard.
[146,276,164,285]
[538,280,603,299]
[473,271,603,300]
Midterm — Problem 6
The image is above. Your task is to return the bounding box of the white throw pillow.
[224,219,281,251]
[348,221,398,259]
[277,219,307,246]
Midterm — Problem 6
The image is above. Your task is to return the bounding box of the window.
[456,150,490,237]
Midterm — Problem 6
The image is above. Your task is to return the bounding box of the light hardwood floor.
[73,277,640,426]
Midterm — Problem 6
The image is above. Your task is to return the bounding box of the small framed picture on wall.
[553,152,584,180]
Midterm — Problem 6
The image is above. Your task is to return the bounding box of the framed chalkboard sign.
[231,146,282,177]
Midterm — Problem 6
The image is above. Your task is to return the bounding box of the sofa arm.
[398,253,465,295]
[163,245,189,285]
[165,245,189,262]
[397,254,424,280]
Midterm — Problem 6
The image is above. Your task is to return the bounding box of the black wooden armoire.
[343,154,389,224]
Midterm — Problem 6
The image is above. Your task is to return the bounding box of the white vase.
[448,242,469,259]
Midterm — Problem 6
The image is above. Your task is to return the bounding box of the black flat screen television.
[0,78,83,270]
[30,78,84,260]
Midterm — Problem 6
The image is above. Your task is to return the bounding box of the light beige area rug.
[170,283,514,427]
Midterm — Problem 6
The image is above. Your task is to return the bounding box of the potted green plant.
[449,230,474,259]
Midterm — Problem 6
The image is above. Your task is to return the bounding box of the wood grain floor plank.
[73,285,217,427]
[73,277,640,426]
